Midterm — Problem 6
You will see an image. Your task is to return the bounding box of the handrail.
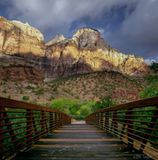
[85,96,158,160]
[0,97,71,160]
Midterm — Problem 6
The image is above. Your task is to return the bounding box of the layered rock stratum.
[0,17,45,56]
[0,16,149,81]
[45,28,149,79]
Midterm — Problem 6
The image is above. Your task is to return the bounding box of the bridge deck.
[14,122,147,160]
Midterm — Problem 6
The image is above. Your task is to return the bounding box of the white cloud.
[97,28,105,36]
[145,58,158,65]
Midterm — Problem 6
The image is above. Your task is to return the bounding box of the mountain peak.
[72,27,109,50]
[46,34,66,46]
[0,17,149,80]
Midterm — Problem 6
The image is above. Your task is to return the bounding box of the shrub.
[140,75,158,98]
[92,96,116,112]
[49,98,95,120]
[22,96,29,101]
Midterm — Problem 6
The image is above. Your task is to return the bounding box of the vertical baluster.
[98,113,100,127]
[49,112,53,133]
[68,116,71,125]
[4,110,17,149]
[111,111,118,134]
[92,113,95,125]
[54,113,57,129]
[102,113,105,130]
[32,111,37,138]
[100,112,104,129]
[126,109,134,147]
[0,107,4,159]
[45,112,48,133]
[40,111,45,134]
[59,113,62,127]
[120,110,127,140]
[26,109,33,146]
[140,107,158,152]
[104,111,109,132]
[95,113,99,126]
[55,113,59,128]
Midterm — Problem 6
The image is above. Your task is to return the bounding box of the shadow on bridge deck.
[13,122,149,160]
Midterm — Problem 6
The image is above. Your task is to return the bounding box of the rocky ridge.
[0,16,45,56]
[45,28,149,79]
[0,17,149,81]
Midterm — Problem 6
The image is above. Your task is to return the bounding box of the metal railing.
[0,97,71,160]
[86,96,158,160]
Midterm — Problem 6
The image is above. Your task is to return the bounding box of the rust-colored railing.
[86,96,158,160]
[0,97,71,160]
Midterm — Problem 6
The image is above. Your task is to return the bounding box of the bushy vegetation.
[49,96,116,120]
[49,98,94,119]
[140,75,158,98]
[150,62,158,73]
[138,74,158,144]
[92,96,116,112]
[22,95,29,101]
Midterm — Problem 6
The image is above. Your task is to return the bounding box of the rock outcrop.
[46,35,65,46]
[45,28,149,79]
[0,17,149,81]
[0,16,45,56]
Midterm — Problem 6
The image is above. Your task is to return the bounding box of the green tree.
[140,84,158,98]
[49,98,95,120]
[150,62,158,73]
[92,96,116,112]
[140,75,158,98]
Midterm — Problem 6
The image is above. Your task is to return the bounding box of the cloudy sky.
[0,0,158,60]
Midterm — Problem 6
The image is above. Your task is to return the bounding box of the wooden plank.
[13,123,147,160]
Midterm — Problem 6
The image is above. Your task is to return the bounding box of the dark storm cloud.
[0,0,158,60]
[105,0,158,60]
[2,0,136,37]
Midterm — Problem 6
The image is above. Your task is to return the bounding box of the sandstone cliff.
[0,16,45,56]
[0,17,149,81]
[45,28,149,79]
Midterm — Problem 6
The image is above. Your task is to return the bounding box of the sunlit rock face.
[0,16,45,82]
[46,35,66,46]
[0,16,45,56]
[45,28,149,79]
[0,16,149,81]
[72,28,109,50]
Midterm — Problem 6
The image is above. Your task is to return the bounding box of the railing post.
[26,109,33,146]
[99,112,104,129]
[92,113,96,125]
[32,112,38,140]
[111,111,118,134]
[0,97,71,160]
[67,116,71,125]
[56,113,59,128]
[95,113,99,126]
[49,112,53,133]
[40,111,48,134]
[0,107,4,159]
[45,112,48,133]
[126,109,134,147]
[140,107,158,152]
[52,113,55,130]
[104,112,109,132]
[3,111,17,148]
[54,112,58,129]
[59,113,62,127]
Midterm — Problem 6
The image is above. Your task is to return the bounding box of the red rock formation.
[0,17,149,81]
[45,28,149,80]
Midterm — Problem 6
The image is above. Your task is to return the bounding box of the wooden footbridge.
[0,96,158,160]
